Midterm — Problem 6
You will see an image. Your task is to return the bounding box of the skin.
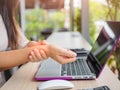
[26,41,49,62]
[27,40,77,64]
[0,42,77,71]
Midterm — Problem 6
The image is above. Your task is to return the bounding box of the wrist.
[46,44,58,58]
[43,44,51,57]
[29,44,51,57]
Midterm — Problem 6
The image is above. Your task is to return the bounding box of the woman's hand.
[26,40,48,62]
[26,40,77,64]
[29,48,48,62]
[48,44,77,64]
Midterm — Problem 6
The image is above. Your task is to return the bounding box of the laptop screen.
[87,28,115,77]
[106,21,120,39]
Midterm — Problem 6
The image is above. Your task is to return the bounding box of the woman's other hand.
[48,44,77,64]
[26,40,77,64]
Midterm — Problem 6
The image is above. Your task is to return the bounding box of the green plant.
[25,9,66,39]
[51,10,66,28]
[89,1,106,44]
[25,9,53,39]
[74,8,81,33]
[106,0,120,20]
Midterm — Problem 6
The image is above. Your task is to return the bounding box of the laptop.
[35,29,117,81]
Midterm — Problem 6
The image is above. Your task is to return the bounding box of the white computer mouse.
[38,79,74,90]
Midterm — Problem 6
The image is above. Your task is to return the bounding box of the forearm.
[0,43,75,71]
[0,44,50,71]
[0,47,31,71]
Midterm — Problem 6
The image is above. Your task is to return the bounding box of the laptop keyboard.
[93,86,110,90]
[61,58,92,76]
[70,48,89,57]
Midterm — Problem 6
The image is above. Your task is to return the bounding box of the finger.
[30,51,39,62]
[63,57,76,64]
[40,50,48,60]
[33,48,43,61]
[59,49,77,58]
[54,55,76,64]
[29,55,34,62]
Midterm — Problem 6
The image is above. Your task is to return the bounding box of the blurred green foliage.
[25,9,66,39]
[74,8,81,33]
[51,11,66,29]
[25,9,53,39]
[89,1,106,44]
[106,0,120,20]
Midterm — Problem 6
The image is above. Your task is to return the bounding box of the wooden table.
[1,32,120,90]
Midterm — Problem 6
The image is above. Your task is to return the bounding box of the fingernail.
[31,51,34,55]
[70,51,77,56]
[29,55,32,59]
[73,52,77,56]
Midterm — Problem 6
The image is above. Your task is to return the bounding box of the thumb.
[60,49,77,58]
